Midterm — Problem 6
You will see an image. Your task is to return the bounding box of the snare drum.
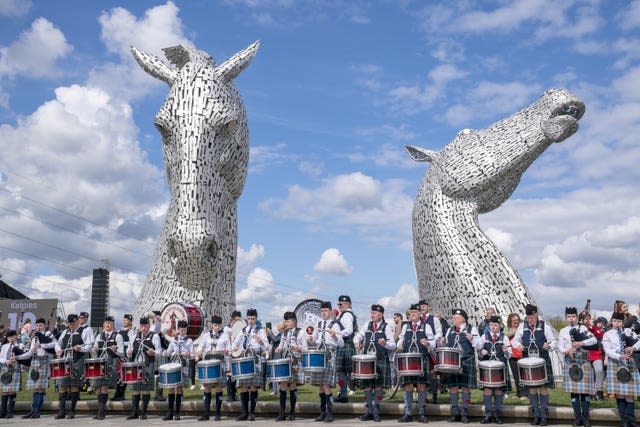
[197,359,223,384]
[396,352,424,377]
[231,356,256,380]
[518,357,548,386]
[49,357,72,380]
[352,354,377,379]
[478,360,506,388]
[158,362,183,388]
[266,358,292,382]
[161,302,204,340]
[120,361,145,384]
[435,347,462,374]
[84,357,108,379]
[301,349,327,373]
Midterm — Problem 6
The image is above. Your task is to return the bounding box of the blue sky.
[1,0,639,326]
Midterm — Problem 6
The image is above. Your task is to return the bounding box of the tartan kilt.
[563,353,595,395]
[27,356,50,389]
[442,355,476,389]
[335,342,356,374]
[236,355,264,388]
[606,358,640,397]
[1,364,22,393]
[154,354,168,375]
[130,363,155,392]
[399,353,431,386]
[92,357,119,389]
[358,356,391,389]
[309,349,336,386]
[56,358,85,388]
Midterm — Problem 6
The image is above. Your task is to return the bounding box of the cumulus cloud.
[314,248,353,275]
[236,267,275,303]
[237,244,266,269]
[618,0,640,31]
[0,18,72,79]
[0,0,32,17]
[377,283,419,316]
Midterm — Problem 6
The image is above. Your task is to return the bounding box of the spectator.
[505,313,526,399]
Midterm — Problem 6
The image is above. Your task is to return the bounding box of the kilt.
[237,355,264,388]
[563,353,595,395]
[26,356,50,389]
[92,357,119,389]
[335,341,356,374]
[1,364,22,393]
[130,363,155,392]
[442,355,476,389]
[309,349,336,386]
[56,358,84,388]
[358,356,391,389]
[154,354,168,375]
[399,353,431,386]
[606,358,640,397]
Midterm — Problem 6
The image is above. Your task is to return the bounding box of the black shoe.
[416,414,428,423]
[22,412,33,419]
[398,414,412,422]
[360,413,374,421]
[573,419,583,427]
[163,415,173,421]
[175,415,181,420]
[287,412,296,421]
[531,418,540,425]
[214,414,221,421]
[140,414,148,420]
[67,413,75,419]
[31,414,41,419]
[449,415,461,422]
[481,415,493,424]
[373,414,382,422]
[126,414,138,420]
[315,412,326,422]
[198,415,209,421]
[275,413,286,421]
[495,416,503,425]
[249,413,256,421]
[583,420,591,427]
[236,414,248,421]
[461,414,470,424]
[539,418,548,426]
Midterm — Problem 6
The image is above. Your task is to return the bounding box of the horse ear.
[131,46,177,86]
[405,145,437,163]
[215,40,260,83]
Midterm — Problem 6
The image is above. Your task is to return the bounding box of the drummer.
[160,320,194,421]
[0,329,30,418]
[112,313,133,401]
[91,315,124,420]
[602,312,640,427]
[126,316,163,420]
[225,310,244,403]
[354,304,396,422]
[23,318,56,419]
[53,313,92,419]
[397,303,436,423]
[440,308,480,424]
[511,304,557,426]
[310,301,344,423]
[195,315,229,421]
[274,311,308,421]
[478,315,512,425]
[558,306,597,427]
[231,308,269,421]
[335,295,358,403]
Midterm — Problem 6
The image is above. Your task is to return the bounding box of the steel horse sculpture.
[406,88,585,325]
[130,41,259,322]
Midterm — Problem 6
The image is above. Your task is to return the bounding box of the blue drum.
[197,359,223,384]
[231,356,256,380]
[158,363,183,388]
[301,349,327,373]
[266,358,292,382]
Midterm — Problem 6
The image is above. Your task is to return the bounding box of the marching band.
[0,297,639,426]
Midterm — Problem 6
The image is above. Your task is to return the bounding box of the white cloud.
[377,283,419,316]
[0,0,32,17]
[236,267,275,303]
[618,0,640,31]
[313,248,353,275]
[484,227,514,254]
[298,161,323,178]
[237,244,266,269]
[0,18,72,79]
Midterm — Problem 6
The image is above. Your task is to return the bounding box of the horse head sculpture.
[131,41,259,322]
[406,88,585,325]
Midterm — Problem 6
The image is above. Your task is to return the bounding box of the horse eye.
[224,119,238,135]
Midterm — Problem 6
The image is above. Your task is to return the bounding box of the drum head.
[617,367,632,383]
[569,363,584,381]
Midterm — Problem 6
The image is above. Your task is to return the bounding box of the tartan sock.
[338,374,348,396]
[462,391,471,410]
[374,390,383,415]
[483,395,492,414]
[540,394,549,418]
[495,394,504,413]
[364,390,373,413]
[417,390,427,412]
[529,393,539,417]
[450,391,459,408]
[404,391,413,415]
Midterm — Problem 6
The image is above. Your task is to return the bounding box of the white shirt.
[232,325,269,354]
[354,320,397,352]
[511,320,557,352]
[276,327,309,354]
[397,321,436,351]
[337,310,356,338]
[197,329,230,355]
[93,330,125,358]
[477,332,513,358]
[558,324,597,355]
[312,319,344,349]
[603,328,640,361]
[166,335,194,360]
[30,330,57,357]
[54,327,92,354]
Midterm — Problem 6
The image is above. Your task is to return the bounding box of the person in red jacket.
[579,311,605,401]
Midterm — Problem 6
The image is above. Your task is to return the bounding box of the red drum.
[84,357,108,379]
[120,361,145,384]
[478,360,506,388]
[352,354,376,379]
[49,357,72,379]
[435,347,462,374]
[396,352,424,376]
[161,302,204,340]
[518,357,547,386]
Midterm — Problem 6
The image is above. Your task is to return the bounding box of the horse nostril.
[167,239,178,265]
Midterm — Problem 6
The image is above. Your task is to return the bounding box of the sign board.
[294,298,323,334]
[0,299,58,331]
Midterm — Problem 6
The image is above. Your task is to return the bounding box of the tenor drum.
[435,347,462,374]
[266,358,292,382]
[301,349,327,373]
[518,357,548,386]
[49,357,72,379]
[160,302,204,340]
[231,356,256,380]
[478,360,506,388]
[197,359,223,384]
[84,357,108,379]
[352,354,377,379]
[158,362,183,388]
[120,361,145,384]
[397,352,424,377]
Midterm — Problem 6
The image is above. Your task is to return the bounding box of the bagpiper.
[354,304,396,422]
[274,311,308,421]
[126,316,162,420]
[111,313,134,401]
[334,295,358,403]
[91,315,124,420]
[23,318,57,419]
[478,315,512,425]
[162,320,194,421]
[0,329,30,418]
[310,301,344,423]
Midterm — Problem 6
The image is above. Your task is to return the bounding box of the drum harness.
[60,328,82,380]
[132,332,157,383]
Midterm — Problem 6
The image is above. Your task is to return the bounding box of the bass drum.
[161,302,204,340]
